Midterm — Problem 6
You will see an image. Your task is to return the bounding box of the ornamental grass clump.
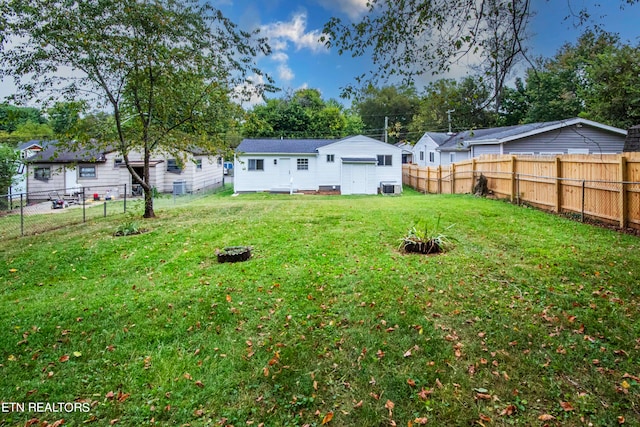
[399,215,455,254]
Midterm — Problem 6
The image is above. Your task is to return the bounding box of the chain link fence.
[0,179,228,239]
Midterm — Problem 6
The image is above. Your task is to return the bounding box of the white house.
[25,142,224,200]
[234,135,403,195]
[411,132,451,167]
[6,141,43,197]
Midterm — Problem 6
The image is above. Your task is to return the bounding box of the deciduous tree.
[2,0,272,218]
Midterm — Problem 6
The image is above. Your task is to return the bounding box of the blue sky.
[1,1,639,107]
[214,0,640,106]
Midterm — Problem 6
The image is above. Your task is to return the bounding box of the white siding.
[234,135,403,194]
[412,135,442,167]
[234,154,320,192]
[319,135,403,193]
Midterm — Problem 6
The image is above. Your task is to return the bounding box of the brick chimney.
[624,124,640,152]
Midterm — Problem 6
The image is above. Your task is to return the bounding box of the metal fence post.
[124,184,127,213]
[581,180,585,223]
[103,201,107,217]
[20,193,24,237]
[82,187,86,223]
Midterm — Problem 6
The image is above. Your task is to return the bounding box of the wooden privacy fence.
[402,153,640,230]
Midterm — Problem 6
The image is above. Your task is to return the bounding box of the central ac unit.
[380,183,401,195]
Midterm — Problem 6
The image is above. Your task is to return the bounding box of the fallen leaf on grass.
[194,380,204,388]
[413,417,428,424]
[500,405,516,416]
[353,400,363,408]
[116,391,130,403]
[417,388,433,400]
[407,378,416,387]
[622,373,639,382]
[476,393,492,401]
[560,401,575,411]
[538,414,556,421]
[59,354,69,362]
[51,419,65,427]
[321,411,333,424]
[385,400,394,416]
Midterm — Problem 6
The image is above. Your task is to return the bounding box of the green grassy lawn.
[1,188,639,426]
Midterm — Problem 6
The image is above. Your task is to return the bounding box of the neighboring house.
[234,135,403,195]
[423,118,627,166]
[7,141,43,196]
[394,142,414,164]
[411,132,452,167]
[25,142,224,200]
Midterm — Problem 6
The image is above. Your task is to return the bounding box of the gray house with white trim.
[426,118,627,165]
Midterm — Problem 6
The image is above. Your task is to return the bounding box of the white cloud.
[271,52,289,63]
[316,0,369,20]
[261,12,328,54]
[278,64,295,82]
[232,74,268,108]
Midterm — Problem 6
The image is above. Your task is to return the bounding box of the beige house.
[26,142,224,200]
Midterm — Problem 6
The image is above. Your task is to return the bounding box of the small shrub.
[114,220,146,236]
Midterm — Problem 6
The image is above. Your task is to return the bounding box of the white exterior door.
[65,166,79,192]
[342,163,375,195]
[279,158,291,188]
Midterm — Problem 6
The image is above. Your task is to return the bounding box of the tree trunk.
[142,146,155,218]
[143,188,155,218]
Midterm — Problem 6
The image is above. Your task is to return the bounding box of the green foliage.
[0,104,47,133]
[243,88,360,138]
[0,143,20,197]
[48,101,86,136]
[113,220,143,236]
[409,77,497,135]
[353,85,420,142]
[499,29,640,128]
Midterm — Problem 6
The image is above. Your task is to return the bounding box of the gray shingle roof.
[236,138,336,154]
[436,119,582,151]
[25,141,110,163]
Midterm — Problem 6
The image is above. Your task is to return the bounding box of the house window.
[248,159,264,171]
[297,158,309,170]
[429,152,435,162]
[420,151,424,161]
[79,166,96,178]
[377,155,392,166]
[34,167,51,180]
[196,159,203,170]
[327,154,335,163]
[114,158,123,168]
[167,159,182,173]
[449,153,456,163]
[217,157,223,165]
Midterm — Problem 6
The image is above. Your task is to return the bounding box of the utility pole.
[384,116,388,143]
[446,109,455,135]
